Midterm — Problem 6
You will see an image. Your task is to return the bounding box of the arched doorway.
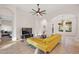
[0,7,14,42]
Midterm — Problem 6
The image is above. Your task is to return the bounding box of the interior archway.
[0,7,15,41]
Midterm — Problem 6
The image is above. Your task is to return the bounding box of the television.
[22,28,32,34]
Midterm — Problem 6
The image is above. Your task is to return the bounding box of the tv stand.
[21,34,33,39]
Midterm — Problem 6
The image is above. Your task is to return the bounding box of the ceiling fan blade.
[40,10,46,13]
[39,13,43,16]
[41,12,46,14]
[32,9,37,12]
[32,12,37,15]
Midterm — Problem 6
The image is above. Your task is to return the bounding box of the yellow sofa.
[27,34,61,53]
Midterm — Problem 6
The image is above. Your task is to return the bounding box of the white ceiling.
[14,4,79,19]
[15,4,79,13]
[0,4,79,20]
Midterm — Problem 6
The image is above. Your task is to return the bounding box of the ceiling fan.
[31,4,46,16]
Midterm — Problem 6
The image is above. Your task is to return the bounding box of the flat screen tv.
[22,28,32,34]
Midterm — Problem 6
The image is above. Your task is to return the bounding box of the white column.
[0,20,1,39]
[12,13,17,41]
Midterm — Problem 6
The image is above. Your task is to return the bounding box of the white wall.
[32,5,79,41]
[51,14,77,35]
[16,7,35,39]
[15,5,79,40]
[1,20,12,31]
[0,5,35,40]
[0,20,1,38]
[0,4,79,41]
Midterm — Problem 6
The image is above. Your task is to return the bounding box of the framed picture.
[65,21,72,32]
[58,20,72,32]
[58,20,64,32]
